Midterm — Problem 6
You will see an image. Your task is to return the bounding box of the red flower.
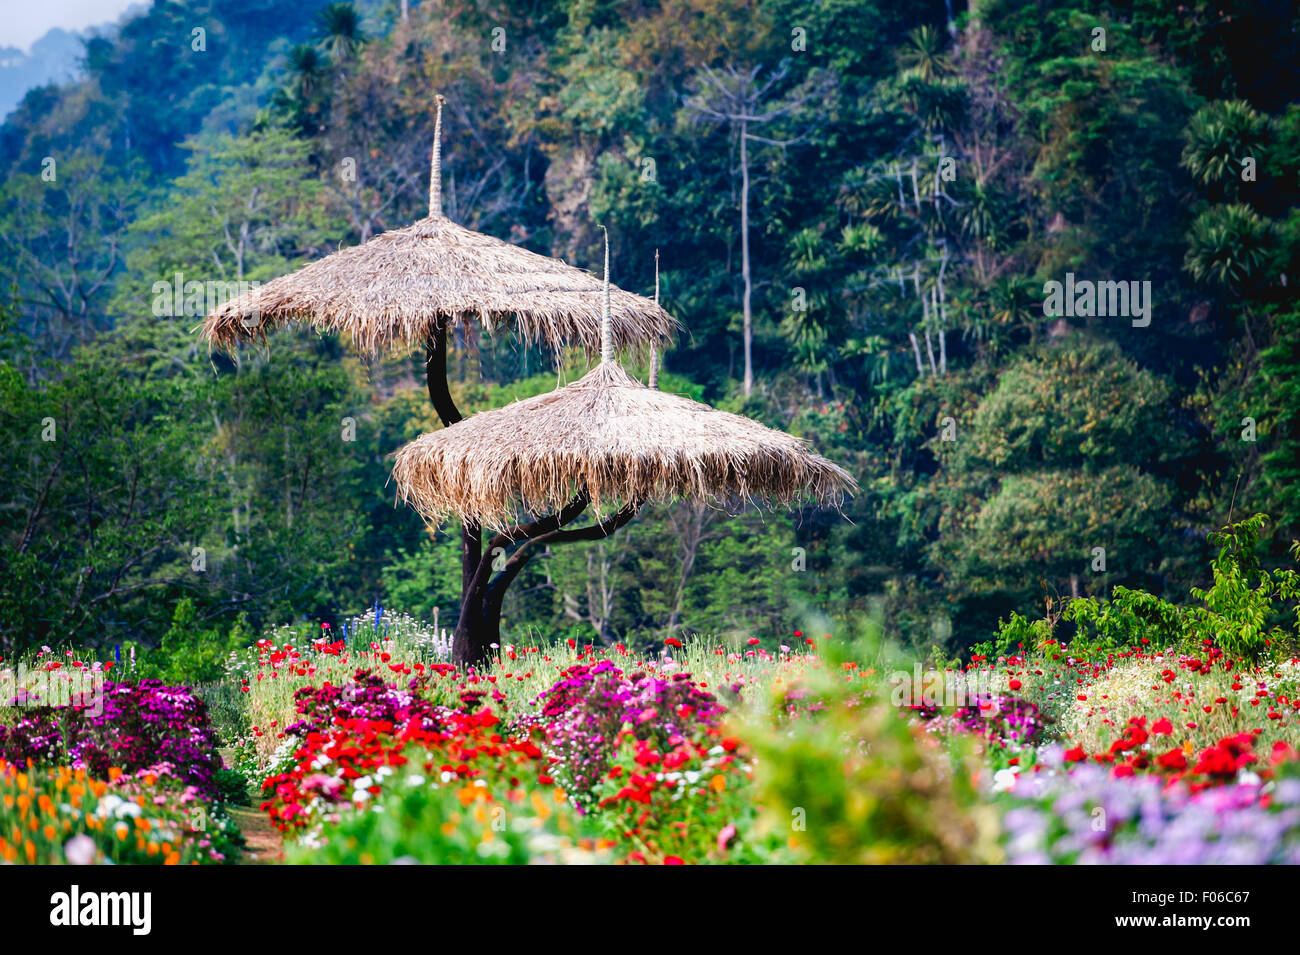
[1151,717,1174,735]
[665,638,683,648]
[1008,678,1022,691]
[1156,748,1187,771]
[1063,746,1087,763]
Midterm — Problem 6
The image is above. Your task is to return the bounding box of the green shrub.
[285,769,610,865]
[742,620,1003,864]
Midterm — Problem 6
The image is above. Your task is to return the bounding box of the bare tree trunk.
[922,293,938,376]
[740,120,754,397]
[935,286,947,375]
[477,501,639,659]
[425,327,481,621]
[665,504,711,635]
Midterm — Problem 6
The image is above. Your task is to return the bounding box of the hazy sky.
[0,0,141,52]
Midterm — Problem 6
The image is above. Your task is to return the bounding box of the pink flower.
[717,824,737,854]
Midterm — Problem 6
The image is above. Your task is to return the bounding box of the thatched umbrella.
[392,232,855,666]
[201,97,675,359]
[199,95,675,601]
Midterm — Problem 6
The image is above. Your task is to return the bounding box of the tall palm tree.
[276,43,328,134]
[285,43,326,99]
[316,2,364,62]
[1184,203,1274,293]
[1181,100,1269,200]
[896,26,954,82]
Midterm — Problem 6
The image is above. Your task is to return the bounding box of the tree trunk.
[425,326,481,629]
[452,559,493,669]
[474,501,640,662]
[740,121,753,397]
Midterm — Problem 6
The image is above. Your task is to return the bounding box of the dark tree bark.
[477,502,641,655]
[451,492,593,668]
[424,323,645,668]
[425,325,482,615]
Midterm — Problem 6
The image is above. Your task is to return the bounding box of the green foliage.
[742,620,1003,863]
[1,0,1299,666]
[970,611,1055,662]
[212,767,253,807]
[285,770,606,865]
[1015,514,1300,664]
[1181,99,1270,197]
[1187,514,1300,660]
[134,599,251,686]
[930,342,1178,618]
[1184,203,1275,293]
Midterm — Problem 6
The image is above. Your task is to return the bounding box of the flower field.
[5,624,1300,865]
[3,522,1299,867]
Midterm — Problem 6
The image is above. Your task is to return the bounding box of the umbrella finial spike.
[430,94,446,217]
[649,249,660,388]
[601,225,613,364]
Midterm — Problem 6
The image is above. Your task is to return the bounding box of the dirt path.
[220,746,282,864]
[231,806,283,864]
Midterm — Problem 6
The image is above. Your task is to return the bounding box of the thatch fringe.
[200,216,678,358]
[391,361,856,532]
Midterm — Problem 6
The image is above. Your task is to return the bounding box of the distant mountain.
[0,28,88,120]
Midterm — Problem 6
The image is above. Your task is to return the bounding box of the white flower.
[992,768,1019,793]
[1239,770,1262,786]
[406,774,426,787]
[64,834,96,865]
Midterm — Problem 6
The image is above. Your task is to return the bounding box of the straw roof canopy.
[200,214,678,357]
[391,360,856,532]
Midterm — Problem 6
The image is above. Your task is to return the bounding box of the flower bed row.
[257,660,755,864]
[0,676,241,864]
